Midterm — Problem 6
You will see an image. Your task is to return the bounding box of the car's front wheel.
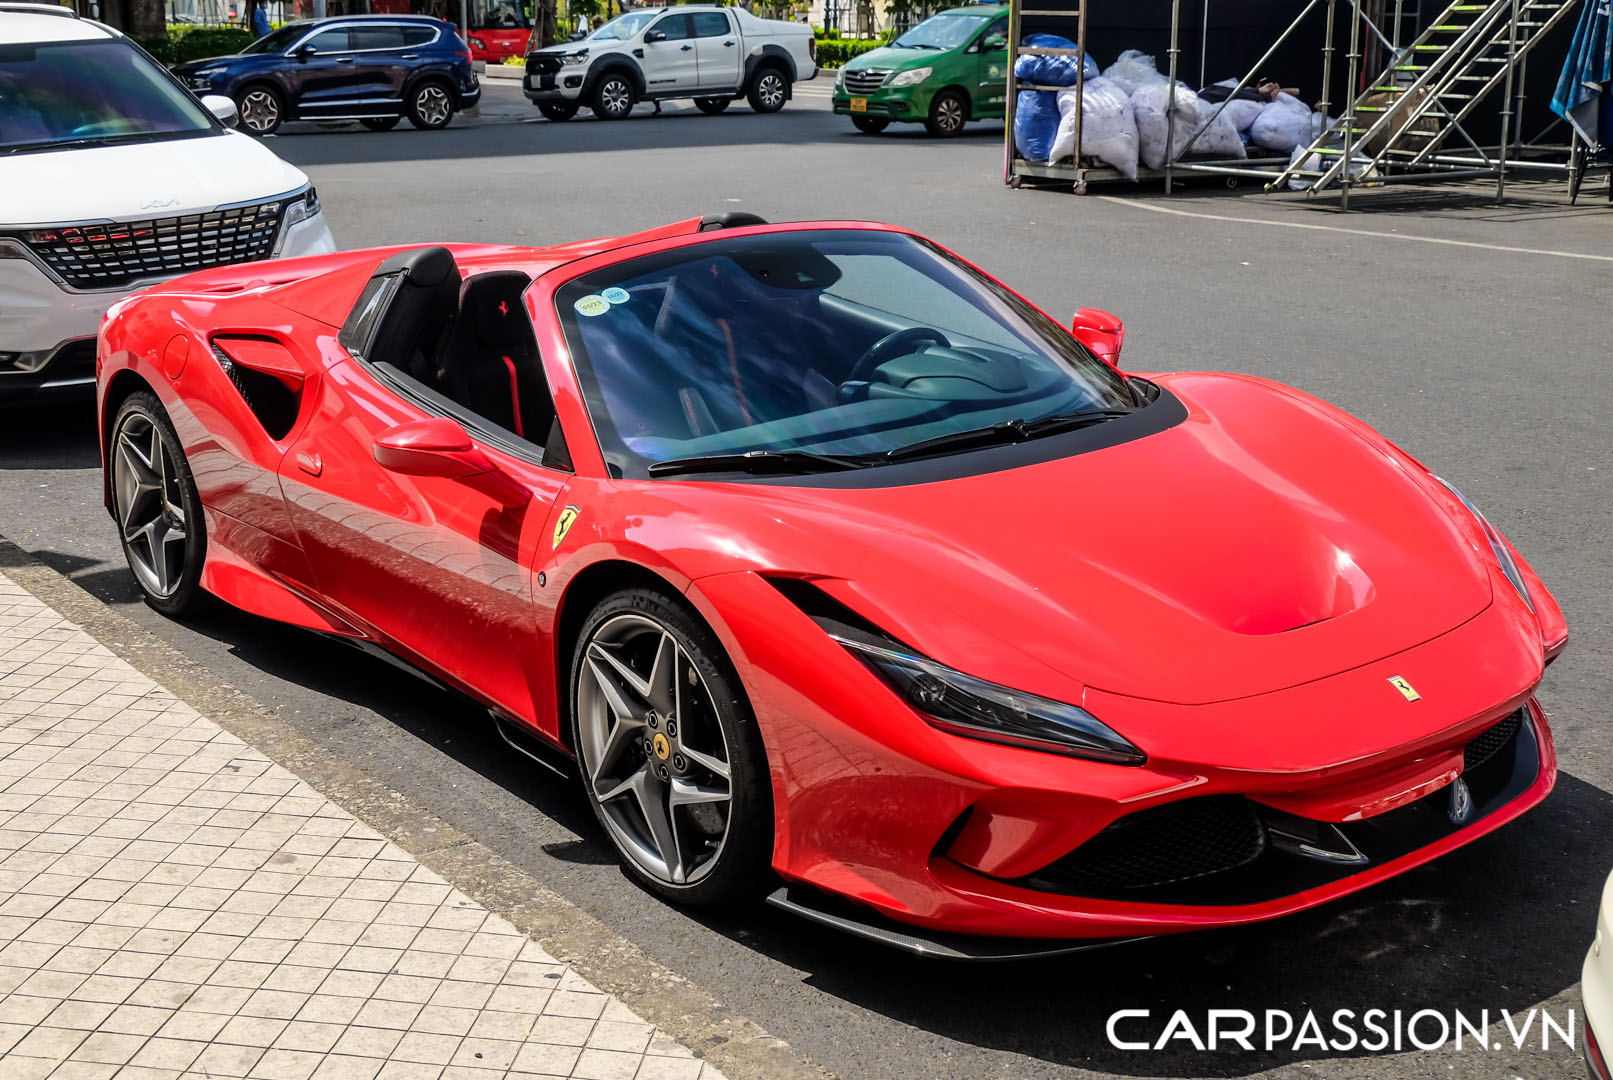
[539,102,579,121]
[235,85,284,136]
[110,392,207,616]
[407,81,456,129]
[591,74,636,120]
[747,67,787,113]
[569,588,772,906]
[925,89,968,137]
[694,97,730,115]
[851,115,889,134]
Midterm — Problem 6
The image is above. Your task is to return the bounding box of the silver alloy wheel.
[112,413,188,599]
[935,94,965,133]
[601,78,632,117]
[239,89,279,133]
[576,613,733,886]
[757,72,785,109]
[415,84,452,126]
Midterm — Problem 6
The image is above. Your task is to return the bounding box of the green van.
[831,4,1009,136]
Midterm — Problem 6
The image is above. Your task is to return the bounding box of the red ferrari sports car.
[96,213,1568,957]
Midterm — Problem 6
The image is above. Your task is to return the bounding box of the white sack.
[1047,77,1139,179]
[1102,49,1165,97]
[1249,91,1314,152]
[1189,104,1248,159]
[1211,96,1265,133]
[1132,80,1205,169]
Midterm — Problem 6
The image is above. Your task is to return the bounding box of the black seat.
[436,271,553,441]
[367,247,462,383]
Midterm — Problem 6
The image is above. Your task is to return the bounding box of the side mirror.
[374,417,493,478]
[201,94,239,127]
[294,43,315,62]
[981,33,1007,51]
[644,29,666,42]
[1070,307,1125,367]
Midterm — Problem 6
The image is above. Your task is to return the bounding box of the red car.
[96,215,1567,957]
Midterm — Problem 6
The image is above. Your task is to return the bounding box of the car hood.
[686,372,1495,706]
[845,46,942,71]
[172,53,246,73]
[2,130,309,226]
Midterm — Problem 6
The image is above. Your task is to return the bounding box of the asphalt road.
[4,81,1612,1080]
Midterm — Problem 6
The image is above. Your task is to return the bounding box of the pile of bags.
[1014,47,1330,180]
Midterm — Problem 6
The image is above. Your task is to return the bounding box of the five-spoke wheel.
[110,392,205,614]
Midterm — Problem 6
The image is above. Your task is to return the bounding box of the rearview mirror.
[644,29,666,42]
[201,94,239,128]
[374,417,493,478]
[1070,307,1125,367]
[293,43,315,62]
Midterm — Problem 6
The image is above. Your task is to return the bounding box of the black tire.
[235,84,284,136]
[406,80,456,129]
[109,392,207,617]
[924,88,968,137]
[693,97,730,115]
[539,101,579,121]
[568,587,773,908]
[591,73,636,120]
[851,115,889,134]
[746,66,787,113]
[360,116,401,131]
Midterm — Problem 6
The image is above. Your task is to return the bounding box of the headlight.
[889,66,932,87]
[1433,476,1533,611]
[833,634,1145,764]
[834,66,845,89]
[281,186,321,229]
[562,51,588,65]
[470,36,485,49]
[187,72,214,90]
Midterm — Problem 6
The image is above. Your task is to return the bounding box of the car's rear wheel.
[110,392,207,617]
[591,74,636,120]
[569,588,772,907]
[236,85,284,136]
[694,97,730,115]
[407,81,456,129]
[361,116,401,131]
[747,67,787,113]
[539,102,579,121]
[851,115,889,134]
[925,89,968,137]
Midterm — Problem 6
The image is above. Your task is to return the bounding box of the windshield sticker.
[601,286,630,305]
[574,294,611,317]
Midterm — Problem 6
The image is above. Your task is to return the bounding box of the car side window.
[302,28,352,54]
[401,26,438,46]
[691,12,731,38]
[350,25,407,51]
[976,17,1007,49]
[649,14,693,41]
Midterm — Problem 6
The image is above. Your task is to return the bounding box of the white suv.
[0,3,336,404]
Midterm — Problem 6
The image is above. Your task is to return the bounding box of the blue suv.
[174,16,480,136]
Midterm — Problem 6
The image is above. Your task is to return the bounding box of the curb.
[0,536,832,1080]
[483,63,526,81]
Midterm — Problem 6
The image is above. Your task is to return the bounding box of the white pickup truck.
[522,6,817,120]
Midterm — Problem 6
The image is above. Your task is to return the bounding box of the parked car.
[172,15,480,136]
[833,4,1008,136]
[96,213,1567,954]
[523,5,816,121]
[0,2,334,406]
[1589,869,1612,1079]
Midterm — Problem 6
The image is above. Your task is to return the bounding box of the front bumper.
[833,88,923,119]
[1586,872,1613,1079]
[523,73,584,104]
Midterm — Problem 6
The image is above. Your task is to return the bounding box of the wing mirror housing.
[981,33,1007,51]
[293,43,316,62]
[201,94,239,127]
[374,417,495,478]
[1070,307,1125,367]
[644,29,666,42]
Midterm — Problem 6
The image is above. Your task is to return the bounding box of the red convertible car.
[96,214,1568,957]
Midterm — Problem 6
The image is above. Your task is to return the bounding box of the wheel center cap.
[652,732,671,761]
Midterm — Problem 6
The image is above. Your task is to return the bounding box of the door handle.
[723,39,735,46]
[336,56,355,63]
[296,451,323,477]
[401,53,419,59]
[680,44,692,51]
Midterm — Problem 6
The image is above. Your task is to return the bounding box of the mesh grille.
[1028,796,1267,894]
[1464,709,1524,772]
[844,69,890,95]
[16,200,286,290]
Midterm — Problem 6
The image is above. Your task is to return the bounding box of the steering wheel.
[842,327,951,388]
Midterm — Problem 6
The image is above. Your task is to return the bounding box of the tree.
[128,0,165,38]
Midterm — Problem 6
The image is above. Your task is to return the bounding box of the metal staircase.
[1271,0,1581,196]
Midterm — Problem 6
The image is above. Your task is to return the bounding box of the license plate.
[850,97,867,112]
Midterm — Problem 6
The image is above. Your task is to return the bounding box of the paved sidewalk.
[0,569,723,1080]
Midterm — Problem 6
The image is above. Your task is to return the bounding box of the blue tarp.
[1551,0,1612,146]
[1013,33,1099,86]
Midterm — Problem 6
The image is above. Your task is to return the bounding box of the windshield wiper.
[647,449,868,478]
[884,408,1135,462]
[3,133,158,156]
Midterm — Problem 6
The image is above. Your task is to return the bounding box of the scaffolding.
[1004,0,1587,206]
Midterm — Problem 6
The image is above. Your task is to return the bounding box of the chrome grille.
[844,68,890,95]
[14,198,287,290]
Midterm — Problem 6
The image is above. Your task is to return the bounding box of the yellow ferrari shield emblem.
[552,505,580,550]
[652,733,671,760]
[1388,675,1420,702]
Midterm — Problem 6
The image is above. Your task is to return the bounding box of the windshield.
[589,11,658,40]
[556,230,1135,479]
[471,0,528,30]
[241,24,308,54]
[892,12,990,49]
[0,39,213,154]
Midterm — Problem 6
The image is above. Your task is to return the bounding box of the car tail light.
[808,37,816,61]
[1588,1022,1610,1080]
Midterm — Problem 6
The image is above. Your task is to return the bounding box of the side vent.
[762,575,904,647]
[210,336,305,441]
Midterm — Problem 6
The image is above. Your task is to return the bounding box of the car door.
[641,13,698,93]
[690,11,740,90]
[345,22,410,114]
[972,16,1009,116]
[289,26,363,115]
[277,264,571,722]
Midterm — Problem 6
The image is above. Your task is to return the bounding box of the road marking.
[1097,196,1613,264]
